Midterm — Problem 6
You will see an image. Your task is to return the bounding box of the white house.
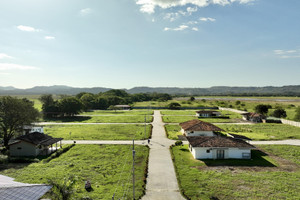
[179,119,224,137]
[23,126,44,135]
[241,112,265,123]
[186,136,255,159]
[195,110,221,118]
[9,132,63,157]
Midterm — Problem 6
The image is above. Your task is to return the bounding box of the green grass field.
[44,124,152,140]
[165,124,182,140]
[218,123,300,140]
[1,144,149,200]
[171,144,300,200]
[162,116,238,123]
[43,115,153,123]
[80,110,153,115]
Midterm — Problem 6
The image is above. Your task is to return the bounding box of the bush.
[168,102,181,110]
[175,141,183,146]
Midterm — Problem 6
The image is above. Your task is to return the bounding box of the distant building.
[114,105,131,110]
[9,132,63,157]
[179,119,224,137]
[23,126,44,135]
[241,112,265,123]
[186,136,255,159]
[195,110,221,118]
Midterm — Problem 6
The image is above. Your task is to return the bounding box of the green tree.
[294,107,300,122]
[58,97,83,117]
[254,104,271,115]
[190,96,195,101]
[80,93,96,111]
[272,108,287,118]
[168,102,181,110]
[39,94,59,118]
[0,96,40,148]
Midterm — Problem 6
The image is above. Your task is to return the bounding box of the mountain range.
[0,85,300,96]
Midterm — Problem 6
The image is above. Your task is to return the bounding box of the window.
[206,149,210,153]
[242,153,251,159]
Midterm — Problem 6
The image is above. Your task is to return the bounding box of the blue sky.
[0,0,299,89]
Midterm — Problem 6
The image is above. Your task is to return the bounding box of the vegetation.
[165,125,182,140]
[45,124,152,140]
[80,110,153,116]
[44,115,153,123]
[294,106,300,122]
[162,116,237,123]
[271,107,287,118]
[171,144,300,200]
[218,123,300,140]
[0,96,40,148]
[1,145,149,200]
[168,102,181,110]
[254,104,271,115]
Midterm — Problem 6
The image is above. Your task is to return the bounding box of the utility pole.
[132,139,135,200]
[144,115,146,139]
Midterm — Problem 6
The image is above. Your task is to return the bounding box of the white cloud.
[200,17,216,22]
[45,36,55,40]
[0,53,13,59]
[273,49,300,58]
[192,27,199,31]
[164,24,189,31]
[187,7,198,14]
[17,25,41,32]
[164,12,180,22]
[79,8,92,16]
[0,63,39,70]
[136,0,255,14]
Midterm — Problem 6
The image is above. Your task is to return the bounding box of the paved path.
[142,111,185,200]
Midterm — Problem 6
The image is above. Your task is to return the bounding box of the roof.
[241,112,264,118]
[186,136,255,148]
[196,110,220,114]
[0,175,52,200]
[114,105,131,108]
[179,119,224,132]
[11,132,62,146]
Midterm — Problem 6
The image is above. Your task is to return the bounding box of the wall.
[10,141,38,157]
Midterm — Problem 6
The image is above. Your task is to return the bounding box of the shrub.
[175,141,183,146]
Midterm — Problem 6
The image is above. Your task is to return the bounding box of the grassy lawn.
[218,123,300,140]
[43,115,153,123]
[165,124,182,140]
[161,110,198,115]
[171,144,300,200]
[80,110,153,115]
[1,144,149,200]
[44,124,152,140]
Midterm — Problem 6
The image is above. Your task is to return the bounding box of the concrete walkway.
[250,139,300,146]
[142,111,185,200]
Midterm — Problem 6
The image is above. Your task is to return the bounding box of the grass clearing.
[45,124,152,140]
[219,123,300,140]
[1,144,149,200]
[171,144,300,200]
[81,110,153,116]
[162,116,238,123]
[165,124,182,140]
[43,115,153,123]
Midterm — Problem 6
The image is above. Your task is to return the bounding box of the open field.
[218,123,300,140]
[43,115,153,123]
[1,144,149,200]
[44,124,152,140]
[80,110,153,116]
[165,124,182,140]
[171,144,300,200]
[161,110,242,118]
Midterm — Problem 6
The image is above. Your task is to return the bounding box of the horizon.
[0,0,300,88]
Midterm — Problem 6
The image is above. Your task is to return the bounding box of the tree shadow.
[44,116,92,122]
[201,149,276,167]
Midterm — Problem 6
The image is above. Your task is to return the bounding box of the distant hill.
[0,85,300,96]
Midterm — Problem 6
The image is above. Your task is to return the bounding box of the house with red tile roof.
[186,136,255,159]
[195,110,221,118]
[179,119,224,137]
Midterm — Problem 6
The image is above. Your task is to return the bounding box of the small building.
[241,112,265,123]
[23,126,44,135]
[9,132,63,157]
[179,119,224,137]
[114,105,131,110]
[186,136,255,159]
[195,110,221,118]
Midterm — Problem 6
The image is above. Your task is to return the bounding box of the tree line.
[40,89,172,118]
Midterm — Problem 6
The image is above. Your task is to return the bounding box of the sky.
[0,0,299,89]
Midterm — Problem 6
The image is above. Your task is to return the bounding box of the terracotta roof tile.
[186,136,255,148]
[179,119,224,132]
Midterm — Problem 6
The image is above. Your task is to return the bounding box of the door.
[217,149,225,159]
